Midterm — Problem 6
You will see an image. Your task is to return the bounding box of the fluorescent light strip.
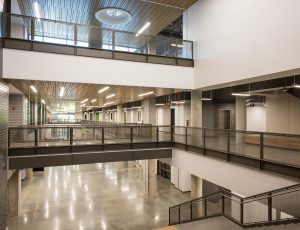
[231,93,251,97]
[136,22,151,37]
[294,84,300,88]
[202,98,212,101]
[106,93,115,99]
[103,101,114,106]
[80,104,86,107]
[171,44,184,48]
[41,99,45,104]
[138,91,154,97]
[98,86,110,94]
[33,2,41,19]
[81,99,88,104]
[155,103,165,106]
[59,87,65,97]
[91,99,97,103]
[30,85,37,93]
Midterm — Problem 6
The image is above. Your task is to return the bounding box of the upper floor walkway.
[8,123,300,180]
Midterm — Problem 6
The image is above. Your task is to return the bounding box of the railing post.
[31,17,35,41]
[169,207,171,225]
[190,202,193,220]
[112,30,115,51]
[171,125,174,143]
[8,128,10,148]
[178,205,181,223]
[5,13,11,38]
[34,128,38,147]
[203,128,206,155]
[185,126,188,150]
[240,198,244,225]
[93,127,95,139]
[101,127,104,145]
[260,133,264,170]
[268,193,272,221]
[74,24,77,46]
[204,199,207,216]
[156,126,159,142]
[130,127,133,143]
[70,127,73,146]
[222,192,225,214]
[227,130,230,162]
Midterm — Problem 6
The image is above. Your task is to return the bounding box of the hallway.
[8,162,190,230]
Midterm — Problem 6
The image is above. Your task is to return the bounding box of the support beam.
[8,170,21,217]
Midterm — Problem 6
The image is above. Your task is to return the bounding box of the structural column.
[8,170,21,217]
[235,98,246,142]
[117,105,123,123]
[191,174,203,199]
[191,90,202,127]
[143,159,156,197]
[143,98,156,125]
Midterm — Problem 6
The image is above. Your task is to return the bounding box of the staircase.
[169,184,300,228]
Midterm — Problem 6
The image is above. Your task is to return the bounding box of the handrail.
[169,183,300,227]
[6,13,193,43]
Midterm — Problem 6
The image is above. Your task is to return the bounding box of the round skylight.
[95,8,132,25]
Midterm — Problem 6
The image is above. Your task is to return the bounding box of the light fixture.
[202,98,212,101]
[59,87,65,97]
[103,101,114,106]
[106,93,115,99]
[171,44,183,48]
[41,99,45,104]
[80,104,86,107]
[293,76,300,88]
[136,22,151,37]
[95,8,132,25]
[34,2,41,19]
[30,85,37,93]
[98,86,110,94]
[231,93,251,97]
[178,101,186,104]
[91,99,97,103]
[155,103,165,106]
[138,91,154,97]
[81,99,88,104]
[46,106,49,109]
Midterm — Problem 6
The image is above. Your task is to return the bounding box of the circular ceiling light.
[95,8,132,25]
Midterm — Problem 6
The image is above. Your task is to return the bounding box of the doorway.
[157,160,171,181]
[218,109,231,129]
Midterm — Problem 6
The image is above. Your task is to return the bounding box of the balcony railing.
[2,13,193,60]
[8,125,300,179]
[169,184,300,227]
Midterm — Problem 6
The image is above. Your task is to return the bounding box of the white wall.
[266,93,300,134]
[171,149,297,197]
[3,49,193,89]
[184,0,300,89]
[246,105,266,132]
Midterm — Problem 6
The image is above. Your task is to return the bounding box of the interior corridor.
[8,162,190,230]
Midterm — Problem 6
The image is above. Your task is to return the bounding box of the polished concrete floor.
[8,162,191,230]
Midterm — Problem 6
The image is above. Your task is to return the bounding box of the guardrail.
[2,13,193,60]
[169,184,300,227]
[8,125,300,178]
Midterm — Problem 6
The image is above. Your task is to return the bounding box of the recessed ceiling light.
[136,22,151,36]
[95,8,132,25]
[80,104,86,107]
[30,85,37,93]
[91,99,97,103]
[202,98,212,101]
[59,87,65,97]
[98,86,110,94]
[138,91,154,97]
[171,44,183,48]
[81,99,88,104]
[155,103,165,106]
[106,93,115,99]
[41,99,45,104]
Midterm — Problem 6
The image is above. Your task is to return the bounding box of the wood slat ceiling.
[17,0,198,36]
[6,79,185,109]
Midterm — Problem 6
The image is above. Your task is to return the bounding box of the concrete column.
[235,98,246,143]
[143,159,156,197]
[117,105,123,123]
[25,168,33,179]
[191,90,202,127]
[235,98,246,131]
[191,174,203,199]
[8,170,21,217]
[143,98,156,125]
